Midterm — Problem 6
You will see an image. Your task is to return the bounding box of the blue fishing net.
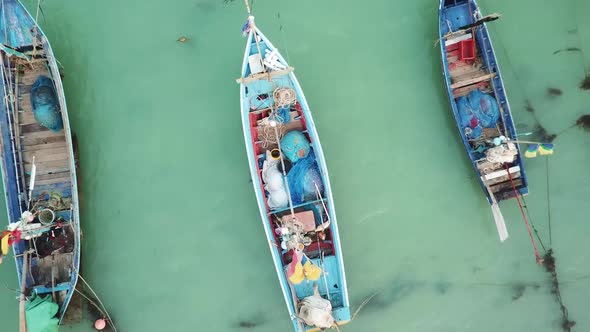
[280,131,310,163]
[31,76,63,132]
[456,90,499,139]
[276,107,291,124]
[287,149,324,204]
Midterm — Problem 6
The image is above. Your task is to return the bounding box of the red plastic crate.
[459,39,475,61]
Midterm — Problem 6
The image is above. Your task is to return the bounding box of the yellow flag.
[1,234,9,255]
[303,260,322,281]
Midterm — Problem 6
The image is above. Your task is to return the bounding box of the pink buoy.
[94,318,107,330]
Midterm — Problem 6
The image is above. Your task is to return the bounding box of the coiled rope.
[273,87,297,108]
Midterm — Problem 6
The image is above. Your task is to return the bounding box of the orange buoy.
[94,318,107,330]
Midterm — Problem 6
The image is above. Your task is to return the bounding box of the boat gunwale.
[239,24,350,330]
[438,0,529,202]
[0,0,80,323]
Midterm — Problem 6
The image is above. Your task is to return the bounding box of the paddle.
[483,181,508,242]
[19,251,29,332]
[457,13,501,31]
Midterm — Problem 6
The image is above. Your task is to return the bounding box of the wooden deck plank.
[22,141,67,152]
[22,134,66,147]
[19,110,37,125]
[21,129,63,141]
[21,123,49,134]
[23,147,69,163]
[19,68,50,86]
[452,82,491,98]
[28,171,70,182]
[451,73,496,89]
[18,98,32,112]
[25,162,70,176]
[27,175,70,186]
[449,61,483,78]
[491,178,523,194]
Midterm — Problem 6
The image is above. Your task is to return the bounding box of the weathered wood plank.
[27,175,70,186]
[28,171,70,182]
[490,178,523,193]
[18,97,32,112]
[19,68,50,85]
[21,129,63,141]
[451,73,496,89]
[22,133,66,147]
[452,81,490,97]
[449,61,482,78]
[19,110,37,125]
[25,161,70,176]
[236,67,294,84]
[23,147,69,163]
[21,123,49,134]
[18,84,32,94]
[22,141,67,152]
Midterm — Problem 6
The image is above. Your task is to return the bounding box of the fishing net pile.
[457,89,500,139]
[31,76,63,132]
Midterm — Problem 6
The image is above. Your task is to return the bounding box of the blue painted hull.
[239,20,350,332]
[0,0,80,323]
[438,0,529,205]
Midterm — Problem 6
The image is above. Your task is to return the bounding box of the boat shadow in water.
[233,312,266,329]
[354,277,426,314]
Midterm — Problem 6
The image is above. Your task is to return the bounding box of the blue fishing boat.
[439,0,528,242]
[0,0,80,328]
[238,12,351,332]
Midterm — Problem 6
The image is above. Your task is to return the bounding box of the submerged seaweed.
[543,250,576,332]
[553,47,581,55]
[511,283,526,301]
[434,281,451,295]
[235,313,265,329]
[533,125,557,143]
[524,99,535,113]
[524,99,557,142]
[575,114,590,131]
[360,278,425,313]
[547,87,563,97]
[579,75,590,90]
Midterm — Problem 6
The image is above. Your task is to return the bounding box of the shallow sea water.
[0,0,589,331]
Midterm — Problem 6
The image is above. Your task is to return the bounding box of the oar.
[19,251,29,332]
[483,181,508,242]
[457,13,501,31]
[27,156,36,210]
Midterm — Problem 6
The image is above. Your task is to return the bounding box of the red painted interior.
[247,101,337,264]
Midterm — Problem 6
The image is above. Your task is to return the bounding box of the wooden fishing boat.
[0,0,80,327]
[238,13,351,332]
[438,0,528,242]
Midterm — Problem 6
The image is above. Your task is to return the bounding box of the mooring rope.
[505,165,542,263]
[546,157,553,247]
[520,195,546,252]
[515,157,575,331]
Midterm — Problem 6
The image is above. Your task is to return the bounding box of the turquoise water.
[0,0,589,331]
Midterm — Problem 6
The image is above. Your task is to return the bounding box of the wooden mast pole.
[19,251,29,332]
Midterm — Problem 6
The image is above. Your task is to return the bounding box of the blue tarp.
[25,293,59,332]
[457,89,500,139]
[280,130,310,163]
